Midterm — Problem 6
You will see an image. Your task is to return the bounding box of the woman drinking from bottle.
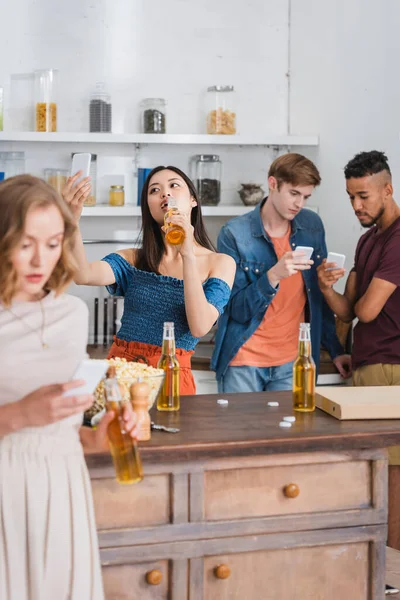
[63,166,236,395]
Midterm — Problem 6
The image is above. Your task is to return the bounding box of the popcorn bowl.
[85,358,165,424]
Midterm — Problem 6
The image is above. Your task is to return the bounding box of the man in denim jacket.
[211,153,351,392]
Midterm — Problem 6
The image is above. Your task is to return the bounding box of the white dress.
[0,293,104,600]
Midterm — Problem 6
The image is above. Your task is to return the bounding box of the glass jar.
[72,152,97,206]
[195,155,222,206]
[109,185,125,206]
[206,85,236,134]
[34,69,58,132]
[44,168,69,194]
[0,152,25,179]
[10,73,35,131]
[141,98,166,134]
[89,82,112,133]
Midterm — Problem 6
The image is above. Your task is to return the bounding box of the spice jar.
[130,382,151,441]
[34,69,58,132]
[44,168,69,194]
[72,152,97,206]
[109,185,125,207]
[238,184,264,206]
[141,98,166,134]
[195,155,222,206]
[89,82,112,133]
[206,85,236,135]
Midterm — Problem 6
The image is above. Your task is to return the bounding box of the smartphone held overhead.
[70,152,91,187]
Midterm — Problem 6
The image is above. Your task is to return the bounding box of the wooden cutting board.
[316,386,400,420]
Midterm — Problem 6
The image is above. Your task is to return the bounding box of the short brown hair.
[0,175,77,306]
[268,153,321,188]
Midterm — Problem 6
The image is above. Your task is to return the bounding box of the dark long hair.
[135,165,216,273]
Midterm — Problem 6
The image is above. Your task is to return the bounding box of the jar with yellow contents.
[34,69,58,132]
[109,185,125,207]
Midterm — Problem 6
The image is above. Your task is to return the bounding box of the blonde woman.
[0,175,137,600]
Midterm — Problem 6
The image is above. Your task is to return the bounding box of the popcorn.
[85,357,165,422]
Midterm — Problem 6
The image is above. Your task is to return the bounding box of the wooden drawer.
[92,475,170,530]
[203,542,369,600]
[103,560,168,599]
[204,459,371,521]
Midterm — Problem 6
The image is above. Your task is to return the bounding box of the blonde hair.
[0,175,77,306]
[268,153,321,188]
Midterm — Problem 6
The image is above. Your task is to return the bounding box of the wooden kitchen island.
[85,391,400,600]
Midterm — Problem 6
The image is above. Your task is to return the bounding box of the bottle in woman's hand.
[164,197,186,245]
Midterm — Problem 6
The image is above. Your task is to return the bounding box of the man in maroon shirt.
[318,150,400,386]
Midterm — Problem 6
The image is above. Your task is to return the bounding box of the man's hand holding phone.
[268,247,314,288]
[317,254,346,292]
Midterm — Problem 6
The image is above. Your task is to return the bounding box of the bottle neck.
[161,337,176,356]
[167,197,178,210]
[104,378,122,402]
[298,340,312,357]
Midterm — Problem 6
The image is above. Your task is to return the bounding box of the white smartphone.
[294,246,314,261]
[70,152,91,186]
[64,359,108,397]
[326,252,346,270]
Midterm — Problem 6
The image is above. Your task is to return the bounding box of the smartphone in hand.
[326,252,346,271]
[294,246,314,261]
[64,359,108,397]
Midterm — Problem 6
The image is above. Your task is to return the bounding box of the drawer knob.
[284,483,300,498]
[146,570,162,585]
[214,564,231,579]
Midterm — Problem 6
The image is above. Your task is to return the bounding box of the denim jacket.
[211,200,344,380]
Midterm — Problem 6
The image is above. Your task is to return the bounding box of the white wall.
[290,0,400,288]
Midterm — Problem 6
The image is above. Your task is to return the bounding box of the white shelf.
[82,206,139,217]
[81,205,253,217]
[0,132,319,146]
[81,204,319,218]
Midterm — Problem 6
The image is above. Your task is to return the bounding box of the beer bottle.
[164,197,185,245]
[292,323,316,412]
[157,322,180,411]
[104,367,143,484]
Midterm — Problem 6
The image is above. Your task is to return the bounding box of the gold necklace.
[7,299,49,349]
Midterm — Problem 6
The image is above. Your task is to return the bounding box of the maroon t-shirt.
[353,216,400,369]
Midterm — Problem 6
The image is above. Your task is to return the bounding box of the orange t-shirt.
[230,229,306,367]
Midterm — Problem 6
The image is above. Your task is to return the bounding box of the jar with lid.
[89,82,112,133]
[109,185,125,207]
[44,168,69,194]
[206,86,236,135]
[195,155,222,206]
[71,153,97,206]
[141,98,166,134]
[0,152,26,179]
[34,69,58,132]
